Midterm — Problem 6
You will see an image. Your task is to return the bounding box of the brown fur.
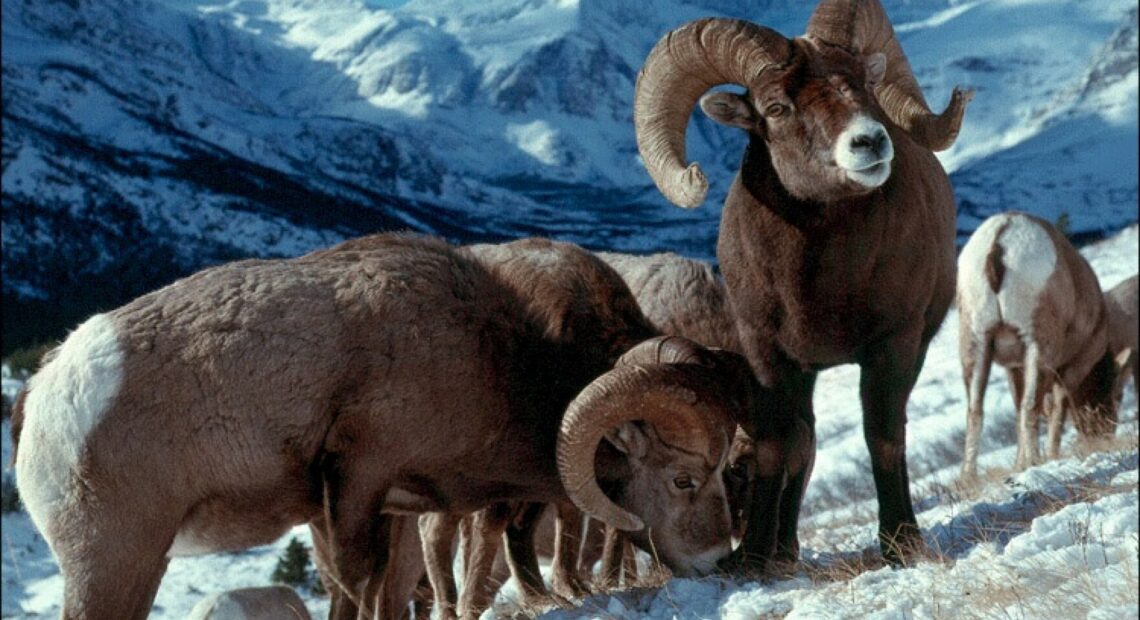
[1105,275,1138,398]
[596,252,740,353]
[13,233,744,620]
[709,48,957,569]
[598,251,814,568]
[984,229,1008,293]
[958,213,1126,479]
[408,249,764,620]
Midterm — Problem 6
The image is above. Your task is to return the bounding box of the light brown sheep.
[186,586,312,620]
[12,234,741,620]
[1105,274,1138,403]
[957,212,1130,480]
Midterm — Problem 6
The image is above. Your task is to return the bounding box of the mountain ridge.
[2,0,1136,353]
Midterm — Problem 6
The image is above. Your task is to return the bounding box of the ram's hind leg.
[1045,383,1068,460]
[54,508,175,620]
[961,337,993,482]
[550,501,589,599]
[458,503,513,620]
[419,511,462,620]
[1013,348,1045,471]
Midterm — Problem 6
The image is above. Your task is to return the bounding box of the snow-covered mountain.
[2,0,1137,350]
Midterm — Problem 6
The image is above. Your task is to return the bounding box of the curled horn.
[634,19,793,208]
[557,364,735,531]
[617,335,719,368]
[805,0,973,151]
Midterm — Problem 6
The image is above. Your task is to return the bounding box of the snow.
[3,225,1136,618]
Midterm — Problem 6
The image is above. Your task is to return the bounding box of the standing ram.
[12,234,741,620]
[633,0,972,567]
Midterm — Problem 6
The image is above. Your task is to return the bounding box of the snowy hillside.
[3,225,1137,619]
[2,0,1137,352]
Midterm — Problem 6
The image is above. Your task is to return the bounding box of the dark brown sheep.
[633,0,972,567]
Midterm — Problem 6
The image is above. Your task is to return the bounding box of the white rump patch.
[993,215,1057,335]
[958,213,1058,339]
[15,313,123,551]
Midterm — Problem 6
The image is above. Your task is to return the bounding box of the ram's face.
[611,421,734,576]
[700,42,894,203]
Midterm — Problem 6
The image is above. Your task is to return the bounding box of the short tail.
[984,242,1005,293]
[984,219,1014,293]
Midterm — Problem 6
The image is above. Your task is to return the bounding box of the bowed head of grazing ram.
[634,0,973,569]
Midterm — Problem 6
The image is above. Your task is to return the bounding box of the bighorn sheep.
[187,586,312,620]
[596,252,739,353]
[1105,274,1138,402]
[408,245,765,620]
[12,234,741,620]
[597,251,811,570]
[633,0,972,566]
[413,252,742,617]
[957,212,1130,480]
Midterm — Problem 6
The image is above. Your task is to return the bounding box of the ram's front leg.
[859,336,928,565]
[504,502,549,605]
[724,364,814,575]
[720,462,786,575]
[379,516,427,620]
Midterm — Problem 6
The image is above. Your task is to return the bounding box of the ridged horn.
[557,364,735,532]
[635,18,793,208]
[616,335,717,368]
[805,0,973,151]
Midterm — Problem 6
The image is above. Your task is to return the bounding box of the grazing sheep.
[633,0,972,566]
[12,234,741,620]
[1104,275,1138,402]
[595,251,739,353]
[186,586,311,620]
[597,251,811,572]
[957,212,1130,480]
[409,243,762,620]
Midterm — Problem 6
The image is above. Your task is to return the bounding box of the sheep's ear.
[865,53,887,87]
[604,422,649,459]
[699,92,757,130]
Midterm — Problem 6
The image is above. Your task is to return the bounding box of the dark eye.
[729,462,748,479]
[673,474,694,490]
[765,103,787,118]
